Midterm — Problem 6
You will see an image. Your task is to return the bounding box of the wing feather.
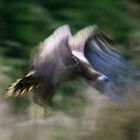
[70,25,136,100]
[84,27,135,100]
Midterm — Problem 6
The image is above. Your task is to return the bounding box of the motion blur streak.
[1,0,140,140]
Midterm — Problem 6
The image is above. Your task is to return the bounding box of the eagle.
[4,25,135,105]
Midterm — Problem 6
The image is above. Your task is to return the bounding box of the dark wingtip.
[4,77,36,97]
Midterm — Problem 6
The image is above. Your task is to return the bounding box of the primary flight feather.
[69,25,135,100]
[4,25,135,104]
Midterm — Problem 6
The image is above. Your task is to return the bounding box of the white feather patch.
[39,25,72,59]
[72,50,89,64]
[68,25,96,52]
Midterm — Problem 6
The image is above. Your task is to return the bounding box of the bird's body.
[4,25,135,105]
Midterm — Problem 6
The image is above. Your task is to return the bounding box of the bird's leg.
[33,89,55,107]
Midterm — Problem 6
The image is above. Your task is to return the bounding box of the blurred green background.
[0,0,140,140]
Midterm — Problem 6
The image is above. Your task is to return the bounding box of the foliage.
[0,0,138,60]
[0,0,140,113]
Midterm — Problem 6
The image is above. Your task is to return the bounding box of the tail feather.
[4,72,38,97]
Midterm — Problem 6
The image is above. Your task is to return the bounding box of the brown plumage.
[4,25,103,105]
[4,25,134,104]
[4,70,38,97]
[69,25,135,100]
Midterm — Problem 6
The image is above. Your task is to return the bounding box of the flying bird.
[4,25,135,105]
[4,25,107,105]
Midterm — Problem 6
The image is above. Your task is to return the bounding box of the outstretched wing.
[85,26,135,99]
[68,26,104,80]
[4,25,73,99]
[70,26,135,100]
